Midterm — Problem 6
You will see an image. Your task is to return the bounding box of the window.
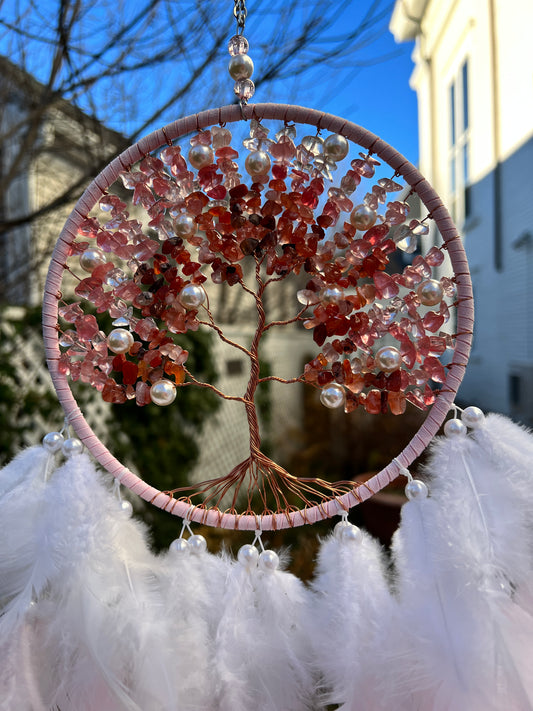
[448,59,471,224]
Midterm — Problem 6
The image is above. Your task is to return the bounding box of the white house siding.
[391,0,533,423]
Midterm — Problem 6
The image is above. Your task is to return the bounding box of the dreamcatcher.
[1,2,533,709]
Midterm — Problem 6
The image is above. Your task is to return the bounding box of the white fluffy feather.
[0,446,54,614]
[156,544,228,709]
[311,530,394,711]
[213,551,316,711]
[387,426,533,711]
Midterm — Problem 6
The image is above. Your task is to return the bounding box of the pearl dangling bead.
[350,204,377,230]
[461,406,485,429]
[405,479,429,500]
[174,214,196,237]
[62,437,84,457]
[188,144,214,170]
[178,284,207,309]
[245,150,271,176]
[341,524,363,543]
[107,328,134,354]
[228,54,254,80]
[320,384,345,409]
[323,134,349,162]
[119,500,133,517]
[150,380,177,406]
[416,279,444,306]
[170,538,189,555]
[258,550,279,572]
[79,247,106,272]
[238,544,259,569]
[334,519,351,539]
[42,431,64,453]
[188,534,207,555]
[375,346,401,373]
[444,418,467,437]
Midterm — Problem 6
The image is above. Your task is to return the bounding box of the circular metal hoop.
[42,103,473,530]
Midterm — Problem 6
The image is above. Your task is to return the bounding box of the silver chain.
[233,0,247,34]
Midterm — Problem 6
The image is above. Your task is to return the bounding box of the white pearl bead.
[178,284,206,309]
[405,479,428,500]
[228,54,254,80]
[341,524,363,543]
[150,380,177,406]
[188,144,214,170]
[258,550,279,572]
[323,134,349,162]
[237,544,259,569]
[170,538,189,555]
[174,214,196,237]
[107,328,134,354]
[62,437,84,457]
[42,431,64,453]
[444,418,467,437]
[375,345,401,373]
[350,204,377,230]
[416,279,443,306]
[245,150,271,176]
[320,384,345,409]
[119,500,133,517]
[461,406,485,429]
[334,519,351,539]
[79,247,106,272]
[188,534,207,555]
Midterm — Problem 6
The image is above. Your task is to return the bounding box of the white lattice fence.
[1,307,111,449]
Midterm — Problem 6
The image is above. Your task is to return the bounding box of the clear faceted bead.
[228,34,249,56]
[301,135,324,156]
[395,226,418,253]
[234,78,255,101]
[276,125,297,141]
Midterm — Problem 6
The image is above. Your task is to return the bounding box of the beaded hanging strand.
[229,0,255,105]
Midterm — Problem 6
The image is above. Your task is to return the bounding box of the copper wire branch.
[167,255,351,516]
[181,367,246,403]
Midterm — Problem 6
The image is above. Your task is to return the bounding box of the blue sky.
[0,1,419,163]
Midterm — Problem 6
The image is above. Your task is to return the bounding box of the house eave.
[390,0,430,42]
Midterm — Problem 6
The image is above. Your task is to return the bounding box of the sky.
[0,1,419,164]
[317,32,418,164]
[244,2,419,164]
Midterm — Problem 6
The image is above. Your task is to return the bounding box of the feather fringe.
[2,415,533,710]
[213,551,316,711]
[311,531,394,711]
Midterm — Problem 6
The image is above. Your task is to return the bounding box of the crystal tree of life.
[57,117,455,517]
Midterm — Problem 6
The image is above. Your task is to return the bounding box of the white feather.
[155,545,228,710]
[469,414,533,613]
[388,496,504,710]
[213,550,316,711]
[426,432,532,602]
[311,531,394,711]
[387,427,533,711]
[0,446,54,613]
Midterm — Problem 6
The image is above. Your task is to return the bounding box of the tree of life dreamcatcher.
[42,15,472,530]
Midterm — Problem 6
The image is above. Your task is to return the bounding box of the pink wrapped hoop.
[42,103,473,530]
